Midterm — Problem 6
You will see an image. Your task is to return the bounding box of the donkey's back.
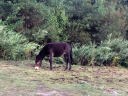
[44,42,71,57]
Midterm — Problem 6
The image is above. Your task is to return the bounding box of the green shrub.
[72,43,96,65]
[72,44,112,66]
[120,58,128,68]
[103,35,128,66]
[72,35,128,67]
[0,24,38,60]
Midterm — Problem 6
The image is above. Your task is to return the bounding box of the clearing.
[0,60,128,96]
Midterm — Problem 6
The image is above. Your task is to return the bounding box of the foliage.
[0,0,128,68]
[0,0,69,43]
[0,1,13,20]
[1,0,128,44]
[73,35,128,67]
[45,0,68,42]
[0,23,38,60]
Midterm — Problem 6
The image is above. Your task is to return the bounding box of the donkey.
[34,42,73,70]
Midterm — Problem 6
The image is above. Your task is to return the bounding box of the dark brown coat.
[35,42,72,70]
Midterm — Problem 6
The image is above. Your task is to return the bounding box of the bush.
[0,24,38,60]
[72,35,128,67]
[73,43,113,66]
[72,43,96,65]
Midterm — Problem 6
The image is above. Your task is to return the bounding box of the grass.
[0,60,128,96]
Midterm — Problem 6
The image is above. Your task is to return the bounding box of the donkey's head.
[34,55,42,70]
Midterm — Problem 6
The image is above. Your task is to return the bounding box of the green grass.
[0,60,128,96]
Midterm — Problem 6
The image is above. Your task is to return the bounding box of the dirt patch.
[36,85,73,96]
[103,88,120,96]
[36,90,71,96]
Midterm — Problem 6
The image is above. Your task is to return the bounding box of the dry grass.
[0,60,128,96]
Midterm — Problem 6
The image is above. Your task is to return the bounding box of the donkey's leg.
[68,54,72,70]
[68,62,71,70]
[64,54,68,70]
[49,52,53,70]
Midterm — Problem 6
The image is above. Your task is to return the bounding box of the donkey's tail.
[70,48,73,64]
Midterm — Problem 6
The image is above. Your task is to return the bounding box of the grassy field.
[0,60,128,96]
